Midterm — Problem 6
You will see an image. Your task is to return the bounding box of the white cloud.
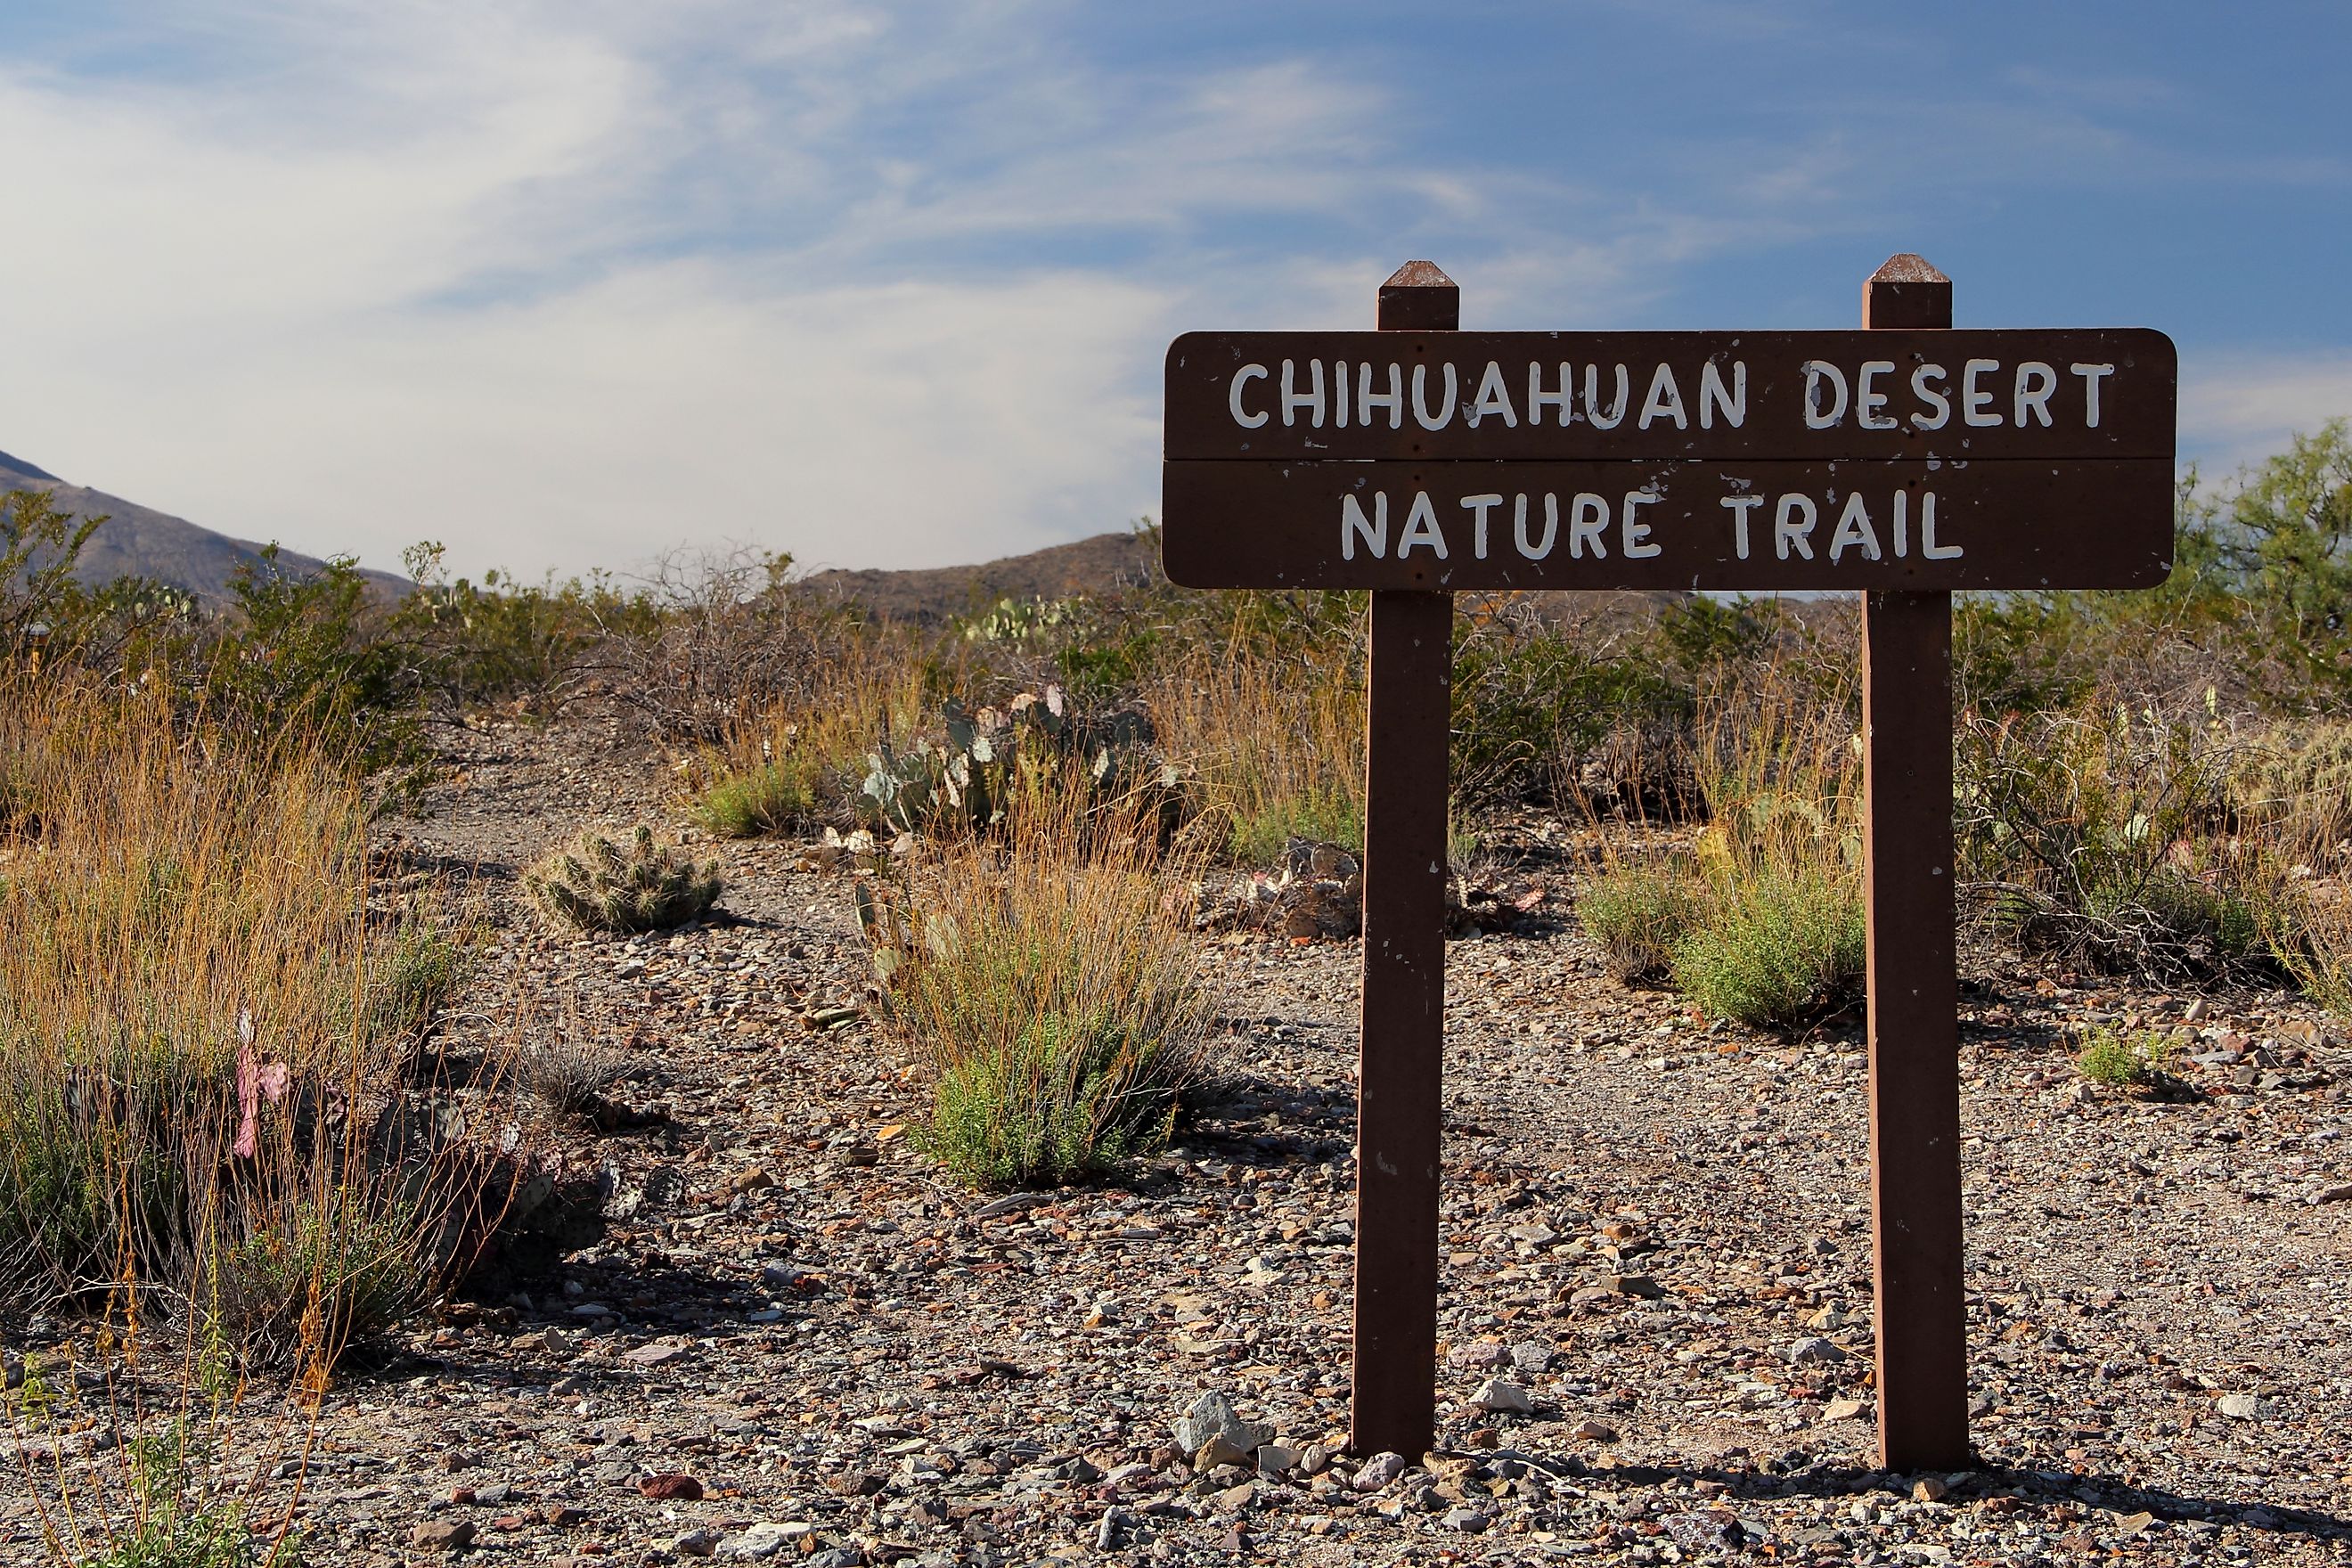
[7,1,2340,583]
[2180,351,2352,478]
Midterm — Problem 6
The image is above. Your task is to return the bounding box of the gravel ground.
[6,716,2349,1567]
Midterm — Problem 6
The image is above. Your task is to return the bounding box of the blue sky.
[2,1,2346,577]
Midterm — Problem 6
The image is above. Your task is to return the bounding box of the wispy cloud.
[1,2,2346,577]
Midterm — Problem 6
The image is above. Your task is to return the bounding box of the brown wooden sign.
[1159,256,2179,1478]
[1164,328,2176,592]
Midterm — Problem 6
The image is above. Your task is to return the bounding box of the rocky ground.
[6,715,2351,1566]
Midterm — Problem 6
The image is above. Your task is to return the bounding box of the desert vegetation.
[4,423,2352,1562]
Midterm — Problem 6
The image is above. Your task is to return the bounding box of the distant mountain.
[802,530,1161,623]
[0,449,408,601]
[801,527,1685,627]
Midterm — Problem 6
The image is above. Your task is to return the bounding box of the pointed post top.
[1380,260,1458,331]
[1864,252,1952,331]
[1870,252,1949,285]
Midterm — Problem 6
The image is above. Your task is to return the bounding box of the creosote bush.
[526,825,723,933]
[861,782,1218,1188]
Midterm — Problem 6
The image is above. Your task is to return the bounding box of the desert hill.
[0,449,409,601]
[803,527,1686,626]
[801,530,1160,623]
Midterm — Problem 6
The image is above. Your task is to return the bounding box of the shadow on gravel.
[1568,1457,2352,1548]
[1180,1068,1357,1167]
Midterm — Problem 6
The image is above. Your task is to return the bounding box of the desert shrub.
[45,1417,298,1568]
[1956,701,2283,983]
[525,826,723,933]
[1577,865,1701,984]
[392,542,618,717]
[201,547,426,775]
[1147,636,1365,862]
[2204,421,2352,706]
[693,759,818,839]
[598,546,832,741]
[2075,1025,2181,1089]
[1450,600,1690,806]
[1671,865,1866,1027]
[0,486,108,663]
[0,680,491,1378]
[860,786,1217,1188]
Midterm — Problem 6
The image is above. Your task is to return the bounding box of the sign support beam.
[1350,260,1458,1461]
[1860,253,1972,1473]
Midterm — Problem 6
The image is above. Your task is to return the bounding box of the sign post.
[1858,255,1970,1472]
[1159,256,2176,1467]
[1352,262,1458,1461]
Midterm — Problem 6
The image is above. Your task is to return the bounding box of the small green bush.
[1670,866,1866,1028]
[525,826,723,933]
[1578,867,1701,984]
[863,792,1214,1188]
[2075,1025,2180,1088]
[67,1418,298,1568]
[1229,787,1363,864]
[694,759,818,838]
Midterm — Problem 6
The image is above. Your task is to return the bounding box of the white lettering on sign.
[1802,362,1848,429]
[1721,494,1765,559]
[1584,364,1629,429]
[1360,363,1403,429]
[1637,366,1686,431]
[1226,353,2125,435]
[2070,362,2113,427]
[1468,363,1517,428]
[1334,483,1964,566]
[1282,358,1325,428]
[1699,361,1747,429]
[1397,493,1447,558]
[1229,364,1270,429]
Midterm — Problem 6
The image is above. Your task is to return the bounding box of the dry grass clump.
[1147,641,1365,862]
[860,780,1218,1188]
[0,680,475,1377]
[1576,863,1700,984]
[1579,666,1866,1029]
[526,826,723,933]
[693,633,934,836]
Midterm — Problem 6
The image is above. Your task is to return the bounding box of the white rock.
[1171,1392,1274,1467]
[1787,1336,1847,1367]
[1470,1377,1534,1415]
[1352,1450,1409,1491]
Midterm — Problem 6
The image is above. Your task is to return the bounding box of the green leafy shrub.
[1577,866,1701,984]
[2075,1025,2181,1089]
[1451,604,1691,806]
[861,788,1215,1188]
[525,826,723,933]
[694,758,819,838]
[1670,865,1866,1027]
[63,1418,298,1568]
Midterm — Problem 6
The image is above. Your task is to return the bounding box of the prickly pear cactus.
[525,825,723,933]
